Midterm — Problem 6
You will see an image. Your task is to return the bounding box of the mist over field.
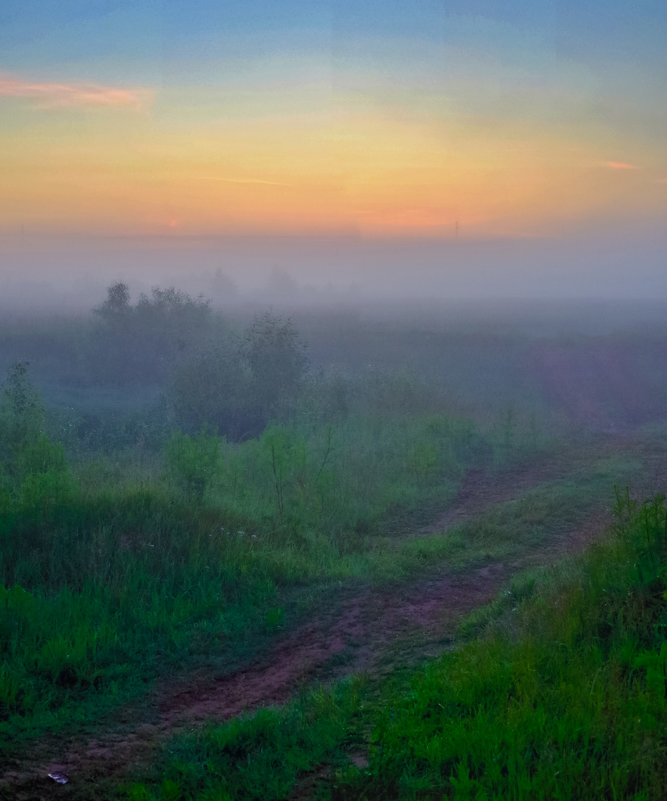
[2,156,667,801]
[2,258,667,798]
[2,226,667,315]
[2,1,667,798]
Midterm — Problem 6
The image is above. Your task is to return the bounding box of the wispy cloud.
[603,160,639,170]
[0,73,151,110]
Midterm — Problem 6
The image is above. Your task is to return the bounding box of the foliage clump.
[92,282,212,384]
[165,429,222,503]
[168,310,308,439]
[0,362,73,518]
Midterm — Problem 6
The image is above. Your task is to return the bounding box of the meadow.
[0,287,665,799]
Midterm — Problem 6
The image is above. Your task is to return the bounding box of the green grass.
[0,401,540,750]
[1,339,666,799]
[122,491,667,801]
[2,305,667,799]
[0,414,658,755]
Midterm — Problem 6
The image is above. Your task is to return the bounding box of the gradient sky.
[1,0,667,241]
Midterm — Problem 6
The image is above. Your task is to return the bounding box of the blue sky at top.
[1,1,666,243]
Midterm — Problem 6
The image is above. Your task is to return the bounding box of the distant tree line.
[91,282,308,440]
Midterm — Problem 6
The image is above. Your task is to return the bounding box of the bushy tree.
[95,281,131,320]
[0,362,46,477]
[91,283,212,384]
[244,312,308,420]
[168,312,309,439]
[0,363,74,513]
[165,429,222,503]
[133,287,211,378]
[169,341,259,440]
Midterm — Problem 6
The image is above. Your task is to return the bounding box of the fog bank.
[1,229,666,315]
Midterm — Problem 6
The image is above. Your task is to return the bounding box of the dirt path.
[1,544,595,800]
[1,439,659,799]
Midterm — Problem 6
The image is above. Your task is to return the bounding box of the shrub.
[166,430,223,503]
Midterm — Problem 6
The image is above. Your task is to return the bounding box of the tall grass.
[126,491,666,800]
[1,389,530,748]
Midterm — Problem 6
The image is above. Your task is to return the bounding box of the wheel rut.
[2,438,658,798]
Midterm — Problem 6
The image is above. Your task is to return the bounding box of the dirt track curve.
[4,438,665,799]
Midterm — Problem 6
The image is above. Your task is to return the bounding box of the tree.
[133,287,211,378]
[165,429,222,503]
[244,312,308,420]
[0,362,45,470]
[91,283,135,383]
[0,363,72,508]
[91,283,212,384]
[169,341,258,440]
[95,281,131,320]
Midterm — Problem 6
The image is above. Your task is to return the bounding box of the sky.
[1,1,666,300]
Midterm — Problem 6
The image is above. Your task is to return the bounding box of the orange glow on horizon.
[1,80,665,241]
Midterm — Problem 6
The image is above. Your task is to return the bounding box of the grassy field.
[1,295,666,798]
[0,403,533,750]
[117,490,666,801]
